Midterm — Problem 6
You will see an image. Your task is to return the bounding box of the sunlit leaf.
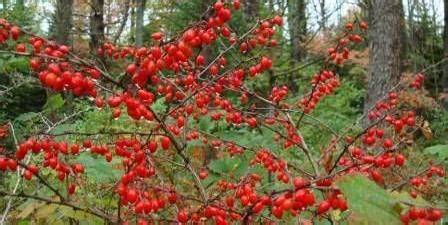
[336,174,401,225]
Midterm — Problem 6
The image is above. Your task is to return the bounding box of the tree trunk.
[242,0,258,21]
[135,0,146,47]
[443,0,448,82]
[89,0,105,57]
[407,0,417,71]
[130,0,136,44]
[287,0,306,93]
[55,0,74,115]
[287,0,306,63]
[443,0,448,109]
[55,0,73,45]
[319,0,327,31]
[363,0,404,123]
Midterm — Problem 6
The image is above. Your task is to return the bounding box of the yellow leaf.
[419,120,432,140]
[35,204,58,219]
[17,202,43,219]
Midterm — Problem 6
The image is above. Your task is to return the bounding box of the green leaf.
[76,153,121,183]
[151,97,167,114]
[208,156,248,178]
[59,205,103,222]
[208,159,230,173]
[3,56,29,73]
[198,116,212,132]
[336,174,401,225]
[234,158,249,177]
[202,172,220,189]
[14,112,39,122]
[0,58,4,69]
[390,191,431,208]
[424,144,448,160]
[43,94,64,113]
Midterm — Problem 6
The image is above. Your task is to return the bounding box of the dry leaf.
[419,120,433,140]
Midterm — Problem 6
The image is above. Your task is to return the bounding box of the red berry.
[383,138,393,149]
[213,1,223,11]
[0,159,6,171]
[359,21,368,29]
[23,170,33,180]
[70,144,79,154]
[126,63,137,74]
[345,23,353,30]
[199,169,208,180]
[395,154,405,167]
[260,57,272,69]
[426,209,442,221]
[225,196,234,208]
[195,55,205,66]
[151,32,163,41]
[233,0,241,9]
[177,210,189,223]
[272,15,283,26]
[167,192,177,204]
[406,117,415,126]
[68,183,76,195]
[7,159,17,171]
[177,116,185,128]
[95,97,104,108]
[83,139,92,148]
[161,136,170,150]
[125,190,137,203]
[16,43,26,52]
[10,26,20,40]
[112,108,121,118]
[293,177,308,189]
[148,140,158,153]
[317,200,331,214]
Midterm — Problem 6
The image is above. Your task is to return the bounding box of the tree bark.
[242,0,258,21]
[319,0,327,31]
[287,0,306,93]
[363,0,404,122]
[89,0,105,57]
[443,0,448,109]
[287,0,306,63]
[129,0,136,44]
[55,0,74,115]
[55,0,73,45]
[135,0,146,47]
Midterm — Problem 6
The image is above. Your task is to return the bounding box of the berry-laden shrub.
[0,1,445,224]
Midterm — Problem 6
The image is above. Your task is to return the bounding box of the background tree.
[242,0,258,21]
[89,0,105,58]
[444,0,448,109]
[288,0,307,64]
[135,0,146,47]
[363,0,405,120]
[287,0,307,93]
[55,0,73,46]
